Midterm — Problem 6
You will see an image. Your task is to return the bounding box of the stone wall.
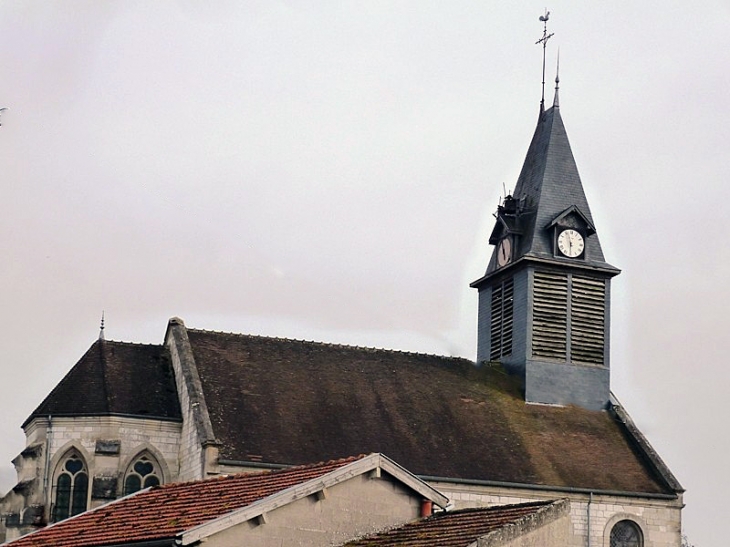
[480,499,571,547]
[432,481,682,547]
[167,333,204,481]
[1,415,181,543]
[165,319,218,481]
[494,513,571,547]
[36,417,180,474]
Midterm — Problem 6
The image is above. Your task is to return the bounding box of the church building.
[0,67,683,546]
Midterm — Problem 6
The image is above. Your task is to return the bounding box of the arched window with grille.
[123,453,162,496]
[52,452,89,522]
[610,519,643,547]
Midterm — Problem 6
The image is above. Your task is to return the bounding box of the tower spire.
[535,10,554,112]
[99,311,105,341]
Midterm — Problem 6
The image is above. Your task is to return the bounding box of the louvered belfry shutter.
[532,270,606,365]
[489,278,514,361]
[570,275,605,364]
[532,271,568,360]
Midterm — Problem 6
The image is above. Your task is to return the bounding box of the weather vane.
[535,10,554,111]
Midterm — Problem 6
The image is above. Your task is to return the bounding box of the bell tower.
[471,19,619,410]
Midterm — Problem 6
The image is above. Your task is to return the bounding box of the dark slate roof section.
[342,500,568,547]
[23,340,181,427]
[185,328,676,495]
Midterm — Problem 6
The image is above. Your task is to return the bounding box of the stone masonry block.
[95,440,121,455]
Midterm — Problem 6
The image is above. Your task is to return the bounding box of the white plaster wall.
[205,473,422,547]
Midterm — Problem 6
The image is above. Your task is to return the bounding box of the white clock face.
[497,238,512,267]
[557,229,584,258]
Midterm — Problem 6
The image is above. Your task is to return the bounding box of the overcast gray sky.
[1,2,727,544]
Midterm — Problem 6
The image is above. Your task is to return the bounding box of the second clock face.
[497,238,512,266]
[557,229,584,258]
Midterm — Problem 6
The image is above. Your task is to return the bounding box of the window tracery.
[610,519,643,547]
[123,454,161,496]
[52,453,88,522]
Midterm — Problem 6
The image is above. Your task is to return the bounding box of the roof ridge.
[431,499,554,517]
[185,327,471,363]
[419,500,557,524]
[154,454,368,491]
[95,339,164,348]
[608,396,684,493]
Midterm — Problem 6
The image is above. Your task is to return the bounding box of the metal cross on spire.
[535,9,554,111]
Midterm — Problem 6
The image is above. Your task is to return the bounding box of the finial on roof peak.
[535,9,555,112]
[99,311,105,341]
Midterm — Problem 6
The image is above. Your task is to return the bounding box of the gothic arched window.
[52,453,88,522]
[123,454,161,496]
[610,520,643,547]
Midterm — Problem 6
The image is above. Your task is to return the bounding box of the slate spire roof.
[23,339,181,427]
[509,101,611,267]
[474,92,619,286]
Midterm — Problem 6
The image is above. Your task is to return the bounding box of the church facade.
[0,87,683,546]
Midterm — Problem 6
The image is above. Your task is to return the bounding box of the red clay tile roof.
[186,328,674,495]
[342,501,557,546]
[7,457,361,547]
[24,340,181,427]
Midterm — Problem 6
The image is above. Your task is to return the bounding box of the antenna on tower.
[535,10,554,112]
